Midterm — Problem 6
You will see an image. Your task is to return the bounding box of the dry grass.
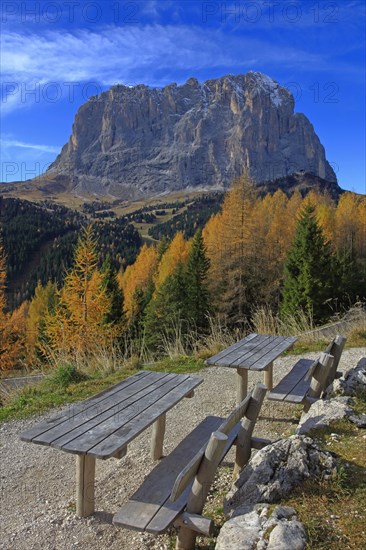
[251,303,366,351]
[282,417,366,549]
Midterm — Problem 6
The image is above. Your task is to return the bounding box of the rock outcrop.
[46,72,338,198]
[325,357,366,398]
[224,435,336,516]
[296,396,353,435]
[216,505,306,550]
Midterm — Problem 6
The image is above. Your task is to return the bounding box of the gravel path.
[1,348,364,550]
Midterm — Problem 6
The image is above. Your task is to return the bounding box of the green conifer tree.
[144,263,188,351]
[186,229,211,331]
[281,204,335,323]
[101,254,125,326]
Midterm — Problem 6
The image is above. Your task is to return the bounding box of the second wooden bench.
[268,335,346,412]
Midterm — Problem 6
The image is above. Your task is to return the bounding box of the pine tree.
[101,254,125,326]
[185,229,211,331]
[144,263,189,351]
[281,203,336,323]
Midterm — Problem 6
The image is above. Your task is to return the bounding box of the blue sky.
[1,0,365,194]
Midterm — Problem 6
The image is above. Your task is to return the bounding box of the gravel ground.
[1,348,364,550]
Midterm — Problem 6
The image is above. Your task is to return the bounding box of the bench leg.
[263,362,273,390]
[76,455,96,517]
[236,368,248,404]
[151,413,166,460]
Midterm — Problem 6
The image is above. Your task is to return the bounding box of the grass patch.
[281,416,366,549]
[149,355,206,374]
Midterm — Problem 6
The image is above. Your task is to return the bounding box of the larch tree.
[154,232,190,290]
[281,203,336,323]
[45,225,112,353]
[204,172,258,323]
[26,280,58,363]
[121,243,158,321]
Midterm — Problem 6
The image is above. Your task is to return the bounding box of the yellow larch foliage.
[122,243,158,318]
[45,225,113,354]
[203,173,258,318]
[154,232,190,290]
[334,193,363,255]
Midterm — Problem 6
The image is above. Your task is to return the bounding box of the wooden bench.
[268,335,346,412]
[113,383,268,550]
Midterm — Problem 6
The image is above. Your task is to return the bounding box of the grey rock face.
[47,72,337,198]
[215,504,306,550]
[296,396,353,435]
[224,435,336,516]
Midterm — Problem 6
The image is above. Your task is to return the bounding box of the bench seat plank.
[113,416,241,534]
[267,359,314,402]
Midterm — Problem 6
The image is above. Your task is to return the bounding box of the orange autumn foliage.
[121,243,158,319]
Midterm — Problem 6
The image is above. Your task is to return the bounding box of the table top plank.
[51,375,200,457]
[205,333,259,365]
[20,370,153,443]
[241,336,298,370]
[86,376,204,459]
[213,335,274,367]
[20,371,203,459]
[206,333,298,371]
[28,371,173,446]
[233,336,283,368]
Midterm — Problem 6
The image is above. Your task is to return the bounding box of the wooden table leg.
[264,362,273,390]
[236,368,248,404]
[151,413,166,460]
[76,455,96,517]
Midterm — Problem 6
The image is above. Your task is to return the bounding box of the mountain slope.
[43,71,338,199]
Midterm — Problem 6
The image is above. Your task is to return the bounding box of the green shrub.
[50,362,86,388]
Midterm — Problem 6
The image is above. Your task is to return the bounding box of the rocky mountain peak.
[46,71,337,199]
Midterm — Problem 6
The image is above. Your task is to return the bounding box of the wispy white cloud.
[1,24,327,115]
[0,138,61,154]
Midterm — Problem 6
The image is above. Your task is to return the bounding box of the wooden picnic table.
[206,333,298,402]
[20,370,202,517]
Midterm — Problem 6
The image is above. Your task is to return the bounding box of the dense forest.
[0,176,365,371]
[0,197,142,310]
[148,193,224,240]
